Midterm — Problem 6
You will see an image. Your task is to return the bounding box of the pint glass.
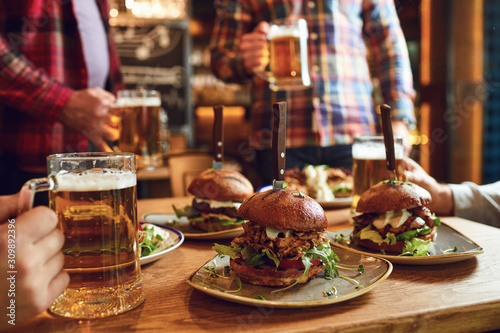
[18,153,144,318]
[351,136,405,216]
[255,18,311,91]
[115,89,163,169]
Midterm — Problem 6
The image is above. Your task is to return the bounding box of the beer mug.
[255,18,311,91]
[18,153,144,319]
[114,89,163,169]
[351,136,405,216]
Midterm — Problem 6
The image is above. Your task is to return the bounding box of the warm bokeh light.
[111,0,186,20]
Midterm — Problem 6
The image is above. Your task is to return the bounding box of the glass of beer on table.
[351,135,405,216]
[18,152,144,319]
[255,17,311,91]
[114,89,163,169]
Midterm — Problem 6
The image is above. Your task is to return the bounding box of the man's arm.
[0,36,118,151]
[209,0,256,84]
[0,36,73,123]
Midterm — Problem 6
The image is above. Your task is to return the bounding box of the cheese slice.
[266,227,293,239]
[372,210,412,229]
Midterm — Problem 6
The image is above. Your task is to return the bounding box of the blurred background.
[107,0,500,189]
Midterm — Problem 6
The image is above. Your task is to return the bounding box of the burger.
[352,180,441,256]
[174,169,254,232]
[213,189,339,287]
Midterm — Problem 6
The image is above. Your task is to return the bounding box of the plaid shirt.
[210,0,415,148]
[0,0,123,172]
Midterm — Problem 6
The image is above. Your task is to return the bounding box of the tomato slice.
[278,258,321,269]
[138,223,144,242]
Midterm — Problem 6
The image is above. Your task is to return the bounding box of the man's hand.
[403,157,454,215]
[240,21,270,75]
[0,194,69,329]
[59,87,119,152]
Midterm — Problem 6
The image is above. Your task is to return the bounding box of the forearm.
[209,1,254,83]
[449,181,500,227]
[0,36,73,123]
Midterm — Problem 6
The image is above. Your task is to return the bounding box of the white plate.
[139,223,184,265]
[328,222,484,265]
[187,246,392,308]
[142,213,243,240]
[258,185,352,209]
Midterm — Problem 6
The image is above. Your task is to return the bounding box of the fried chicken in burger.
[352,180,441,256]
[213,189,339,287]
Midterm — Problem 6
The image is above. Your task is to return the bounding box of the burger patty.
[353,206,435,237]
[191,198,239,218]
[232,221,328,261]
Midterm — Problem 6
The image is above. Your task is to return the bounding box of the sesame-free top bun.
[237,189,327,232]
[187,169,254,201]
[356,181,432,213]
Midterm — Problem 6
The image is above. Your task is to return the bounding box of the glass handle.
[18,177,55,214]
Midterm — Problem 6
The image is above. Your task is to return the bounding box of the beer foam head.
[115,96,161,107]
[54,169,136,192]
[352,142,404,159]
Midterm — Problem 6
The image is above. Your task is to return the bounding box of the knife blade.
[212,105,224,170]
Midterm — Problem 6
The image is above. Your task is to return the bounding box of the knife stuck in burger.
[213,102,342,288]
[173,106,254,232]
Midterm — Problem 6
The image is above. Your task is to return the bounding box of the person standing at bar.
[0,0,124,198]
[210,0,416,185]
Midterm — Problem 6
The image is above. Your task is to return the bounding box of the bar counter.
[12,196,500,333]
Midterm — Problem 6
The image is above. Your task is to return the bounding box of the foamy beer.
[256,18,311,91]
[351,136,404,216]
[18,153,144,319]
[115,89,162,169]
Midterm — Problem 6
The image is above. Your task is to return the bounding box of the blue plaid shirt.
[210,0,416,148]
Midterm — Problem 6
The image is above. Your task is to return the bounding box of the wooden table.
[13,197,500,333]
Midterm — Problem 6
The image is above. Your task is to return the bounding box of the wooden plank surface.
[11,197,500,333]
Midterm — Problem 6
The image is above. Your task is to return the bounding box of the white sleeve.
[449,181,500,228]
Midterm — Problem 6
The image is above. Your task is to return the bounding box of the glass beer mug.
[114,89,163,169]
[18,153,144,319]
[255,18,311,91]
[351,136,405,216]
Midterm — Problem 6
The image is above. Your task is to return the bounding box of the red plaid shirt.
[0,0,123,172]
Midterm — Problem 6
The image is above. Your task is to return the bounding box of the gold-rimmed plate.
[139,224,184,265]
[142,213,243,240]
[186,247,392,308]
[328,222,484,265]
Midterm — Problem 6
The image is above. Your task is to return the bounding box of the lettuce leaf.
[400,238,431,257]
[173,205,199,218]
[212,243,244,259]
[358,226,396,246]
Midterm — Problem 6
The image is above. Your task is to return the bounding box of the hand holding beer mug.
[114,89,163,169]
[254,18,311,91]
[351,136,405,216]
[18,153,144,318]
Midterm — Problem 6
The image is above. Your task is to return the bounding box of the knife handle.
[379,104,396,172]
[213,105,224,163]
[272,102,287,181]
